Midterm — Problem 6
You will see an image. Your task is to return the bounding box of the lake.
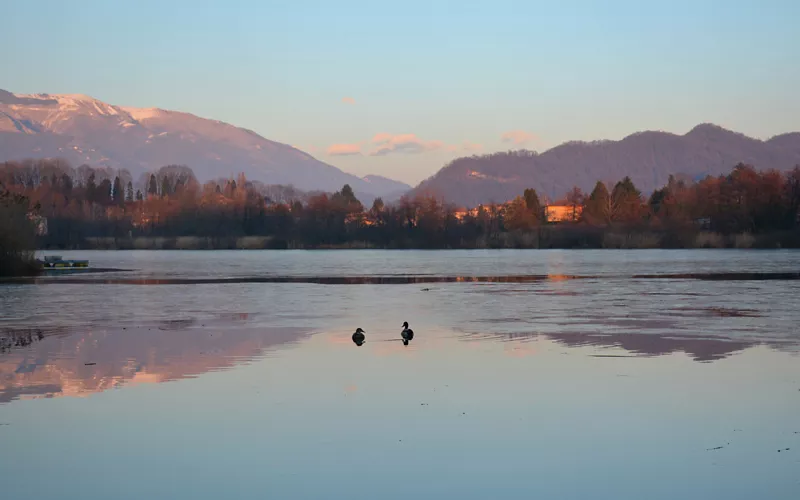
[1,250,799,499]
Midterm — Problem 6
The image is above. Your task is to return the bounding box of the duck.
[401,321,414,346]
[352,328,366,346]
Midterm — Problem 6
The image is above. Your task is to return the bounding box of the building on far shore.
[452,204,582,223]
[545,205,581,223]
[453,207,480,221]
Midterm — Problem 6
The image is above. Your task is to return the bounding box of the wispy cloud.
[369,133,444,156]
[501,130,538,146]
[326,143,362,156]
[342,97,356,105]
[372,133,393,144]
[327,133,481,157]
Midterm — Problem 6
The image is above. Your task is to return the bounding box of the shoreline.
[6,271,800,286]
[36,232,800,251]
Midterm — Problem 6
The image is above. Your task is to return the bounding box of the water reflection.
[462,329,797,362]
[548,331,758,361]
[5,271,800,286]
[0,319,310,403]
[3,318,797,404]
[0,328,45,353]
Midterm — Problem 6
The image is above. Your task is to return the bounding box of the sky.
[2,0,799,185]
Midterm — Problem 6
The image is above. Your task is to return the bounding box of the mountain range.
[411,124,800,207]
[4,88,800,208]
[0,89,410,200]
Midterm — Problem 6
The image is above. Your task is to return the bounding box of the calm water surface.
[1,250,799,499]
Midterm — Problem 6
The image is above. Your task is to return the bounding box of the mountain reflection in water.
[3,318,798,403]
[0,319,310,403]
[463,330,770,362]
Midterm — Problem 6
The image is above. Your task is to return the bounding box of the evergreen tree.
[136,189,143,201]
[113,176,123,206]
[611,176,642,222]
[332,183,361,212]
[125,181,134,202]
[341,184,357,204]
[585,181,612,223]
[148,174,158,197]
[523,188,542,223]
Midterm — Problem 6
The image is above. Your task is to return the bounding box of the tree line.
[1,159,799,253]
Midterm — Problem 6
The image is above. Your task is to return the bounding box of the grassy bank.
[37,227,800,251]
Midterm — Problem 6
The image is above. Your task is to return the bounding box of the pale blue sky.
[3,0,799,184]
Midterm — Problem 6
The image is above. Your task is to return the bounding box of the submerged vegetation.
[1,159,799,250]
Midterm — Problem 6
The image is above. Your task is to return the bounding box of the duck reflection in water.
[352,328,366,346]
[401,322,414,346]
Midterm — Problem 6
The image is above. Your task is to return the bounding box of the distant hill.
[361,175,411,202]
[410,124,800,207]
[0,89,409,200]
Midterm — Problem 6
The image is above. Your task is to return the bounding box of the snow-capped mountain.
[0,89,410,198]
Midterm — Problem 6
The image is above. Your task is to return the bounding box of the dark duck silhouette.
[401,322,414,346]
[352,328,366,346]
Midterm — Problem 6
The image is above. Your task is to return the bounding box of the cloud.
[327,133,482,157]
[501,130,538,145]
[326,143,362,156]
[369,133,445,156]
[372,133,393,144]
[342,97,356,105]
